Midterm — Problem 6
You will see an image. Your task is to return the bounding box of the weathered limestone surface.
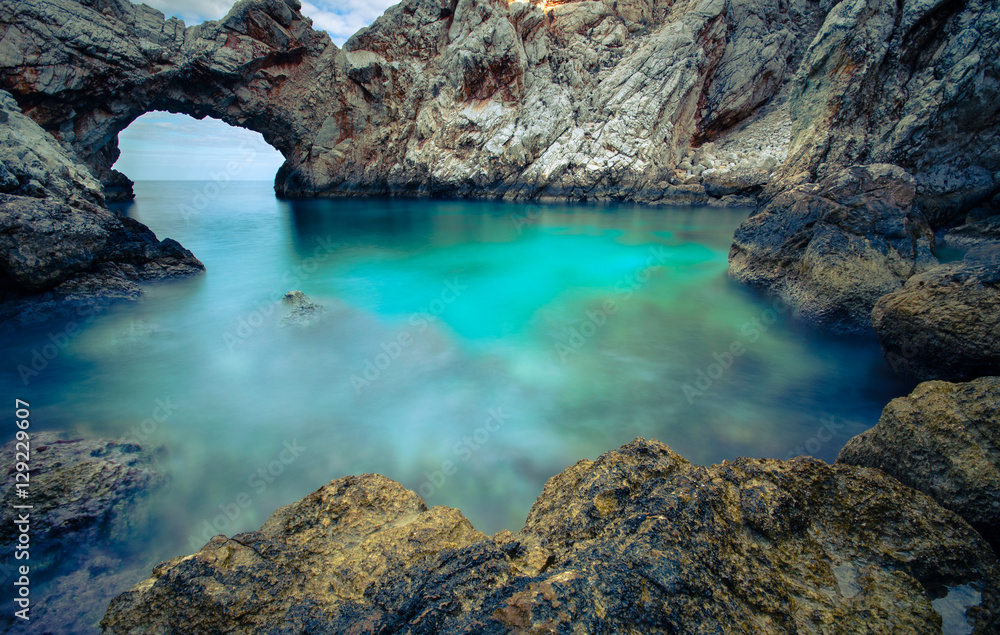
[729,164,937,333]
[728,0,1000,333]
[0,0,832,203]
[872,244,1000,381]
[782,0,1000,227]
[839,377,1000,554]
[101,439,999,633]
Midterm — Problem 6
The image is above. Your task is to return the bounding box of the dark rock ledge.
[100,436,999,633]
[871,245,1000,382]
[0,90,204,326]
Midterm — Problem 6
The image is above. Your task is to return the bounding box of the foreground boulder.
[838,378,1000,554]
[101,438,999,633]
[729,164,937,332]
[872,245,1000,381]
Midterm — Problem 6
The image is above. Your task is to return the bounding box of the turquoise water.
[4,181,915,556]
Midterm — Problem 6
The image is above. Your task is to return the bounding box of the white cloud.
[301,0,400,45]
[132,0,400,44]
[135,0,234,23]
[115,112,284,181]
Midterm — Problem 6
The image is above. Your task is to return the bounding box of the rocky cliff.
[728,0,1000,335]
[0,89,203,325]
[100,438,999,633]
[781,0,1000,227]
[0,0,334,201]
[1,0,834,203]
[6,0,994,212]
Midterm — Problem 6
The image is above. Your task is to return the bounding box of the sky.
[115,0,398,181]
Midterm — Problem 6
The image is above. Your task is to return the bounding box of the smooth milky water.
[3,182,915,581]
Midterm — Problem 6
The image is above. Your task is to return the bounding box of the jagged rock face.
[285,0,831,200]
[2,0,995,210]
[871,244,1000,381]
[0,0,335,200]
[101,438,1000,633]
[729,164,937,333]
[838,377,1000,554]
[783,0,1000,226]
[0,89,204,326]
[0,90,104,208]
[0,0,830,202]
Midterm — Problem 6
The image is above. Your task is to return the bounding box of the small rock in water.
[280,291,325,328]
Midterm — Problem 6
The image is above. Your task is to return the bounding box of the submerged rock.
[0,432,169,635]
[101,438,999,633]
[729,164,937,333]
[872,246,1000,381]
[838,377,1000,554]
[0,432,167,576]
[279,290,326,328]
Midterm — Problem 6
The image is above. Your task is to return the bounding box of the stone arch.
[113,111,284,184]
[0,0,334,200]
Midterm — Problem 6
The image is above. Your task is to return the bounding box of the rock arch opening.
[112,112,285,195]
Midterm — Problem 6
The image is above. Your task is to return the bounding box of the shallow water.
[4,181,915,560]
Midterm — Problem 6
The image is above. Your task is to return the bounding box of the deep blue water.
[3,181,915,560]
